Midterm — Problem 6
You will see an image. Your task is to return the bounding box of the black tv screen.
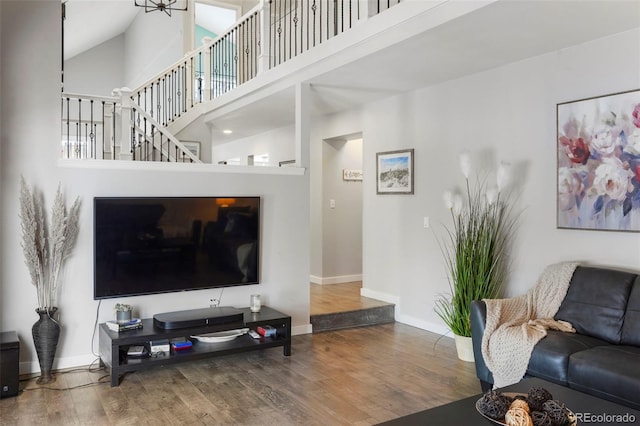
[94,196,260,299]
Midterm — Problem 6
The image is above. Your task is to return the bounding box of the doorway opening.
[310,135,394,331]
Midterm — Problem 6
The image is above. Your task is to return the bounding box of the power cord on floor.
[91,299,102,357]
[19,358,110,392]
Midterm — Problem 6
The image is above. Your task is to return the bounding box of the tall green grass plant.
[435,152,519,337]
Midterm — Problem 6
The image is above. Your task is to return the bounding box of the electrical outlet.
[423,217,430,228]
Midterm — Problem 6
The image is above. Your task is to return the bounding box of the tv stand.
[99,306,291,387]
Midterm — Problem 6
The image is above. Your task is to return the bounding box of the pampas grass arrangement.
[19,177,81,311]
[435,152,519,338]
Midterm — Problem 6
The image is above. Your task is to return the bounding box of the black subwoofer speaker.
[0,331,20,398]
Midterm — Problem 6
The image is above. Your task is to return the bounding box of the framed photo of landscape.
[557,89,640,232]
[376,149,414,194]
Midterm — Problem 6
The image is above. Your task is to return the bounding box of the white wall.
[0,1,310,375]
[212,125,295,166]
[124,9,185,89]
[64,35,125,96]
[360,28,640,334]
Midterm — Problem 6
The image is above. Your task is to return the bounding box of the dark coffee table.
[378,377,640,425]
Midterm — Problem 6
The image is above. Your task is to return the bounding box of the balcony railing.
[61,93,118,160]
[62,0,400,162]
[130,0,401,127]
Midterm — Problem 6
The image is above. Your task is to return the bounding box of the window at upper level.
[194,1,238,49]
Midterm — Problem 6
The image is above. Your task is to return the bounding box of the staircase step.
[310,305,395,333]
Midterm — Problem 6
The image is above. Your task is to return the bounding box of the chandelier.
[134,0,188,17]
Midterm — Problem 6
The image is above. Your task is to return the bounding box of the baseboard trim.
[310,274,363,285]
[20,353,98,376]
[360,288,400,305]
[292,324,313,336]
[395,314,452,339]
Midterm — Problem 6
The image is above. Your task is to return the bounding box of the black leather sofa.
[471,265,640,410]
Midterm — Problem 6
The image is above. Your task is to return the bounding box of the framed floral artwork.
[557,89,640,232]
[376,149,414,194]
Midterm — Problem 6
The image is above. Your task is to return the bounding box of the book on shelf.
[256,325,277,337]
[170,337,193,351]
[106,318,142,332]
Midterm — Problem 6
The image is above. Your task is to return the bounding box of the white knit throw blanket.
[481,262,580,388]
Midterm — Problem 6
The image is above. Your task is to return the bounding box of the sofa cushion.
[621,276,640,346]
[555,266,636,344]
[568,346,640,410]
[526,330,608,386]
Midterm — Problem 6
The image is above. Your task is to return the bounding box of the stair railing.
[130,0,401,127]
[130,103,201,163]
[131,4,262,127]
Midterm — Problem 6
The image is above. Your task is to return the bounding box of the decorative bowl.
[475,392,577,426]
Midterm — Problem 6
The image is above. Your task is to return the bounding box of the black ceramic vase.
[32,307,60,384]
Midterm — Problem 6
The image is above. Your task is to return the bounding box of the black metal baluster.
[268,1,272,69]
[222,37,226,93]
[168,71,173,121]
[228,31,232,92]
[249,15,253,79]
[111,102,116,160]
[174,69,178,118]
[166,74,170,123]
[130,107,135,160]
[207,44,215,100]
[212,41,217,98]
[288,0,292,61]
[143,117,147,161]
[183,62,187,112]
[298,0,303,57]
[164,75,168,124]
[101,101,105,159]
[78,98,82,157]
[234,27,238,88]
[156,80,160,121]
[278,0,283,65]
[150,84,154,120]
[90,100,94,158]
[197,49,202,101]
[65,97,70,158]
[173,69,176,119]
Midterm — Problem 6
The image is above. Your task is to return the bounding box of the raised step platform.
[310,305,395,333]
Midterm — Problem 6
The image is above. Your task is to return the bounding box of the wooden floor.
[1,324,479,425]
[310,282,391,315]
[1,285,479,425]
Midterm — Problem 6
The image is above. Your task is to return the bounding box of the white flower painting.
[557,89,640,231]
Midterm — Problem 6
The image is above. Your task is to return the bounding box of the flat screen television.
[94,196,260,299]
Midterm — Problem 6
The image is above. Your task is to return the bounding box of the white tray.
[191,328,249,343]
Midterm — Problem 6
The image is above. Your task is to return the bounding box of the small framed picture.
[343,169,363,181]
[181,141,200,160]
[376,149,414,194]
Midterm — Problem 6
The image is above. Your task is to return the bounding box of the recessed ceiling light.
[223,129,233,134]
